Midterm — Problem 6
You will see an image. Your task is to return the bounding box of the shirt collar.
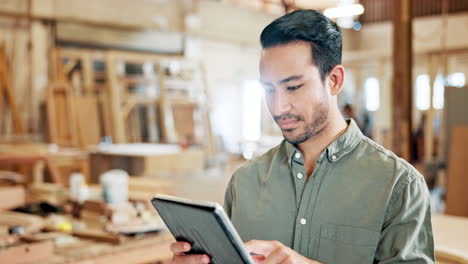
[285,118,363,166]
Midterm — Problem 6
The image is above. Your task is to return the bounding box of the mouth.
[277,119,300,130]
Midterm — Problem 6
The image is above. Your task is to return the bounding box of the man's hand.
[169,241,211,264]
[245,240,322,264]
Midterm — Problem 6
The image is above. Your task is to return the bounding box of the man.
[170,9,434,264]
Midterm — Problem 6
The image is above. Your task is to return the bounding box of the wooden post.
[392,0,413,161]
[0,47,26,135]
[81,52,94,93]
[425,55,438,162]
[105,53,126,143]
[156,61,177,143]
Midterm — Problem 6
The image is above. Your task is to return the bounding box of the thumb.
[244,240,278,256]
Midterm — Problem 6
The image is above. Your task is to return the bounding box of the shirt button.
[300,218,307,225]
[296,173,303,179]
[332,155,337,161]
[294,152,301,159]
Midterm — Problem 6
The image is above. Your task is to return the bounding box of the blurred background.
[0,0,467,263]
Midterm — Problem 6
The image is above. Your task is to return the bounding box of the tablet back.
[151,195,253,264]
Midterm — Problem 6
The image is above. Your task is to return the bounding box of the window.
[413,72,464,110]
[415,74,430,111]
[364,77,380,112]
[433,74,444,110]
[447,72,465,88]
[242,80,263,141]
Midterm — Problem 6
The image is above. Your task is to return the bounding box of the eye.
[287,84,303,91]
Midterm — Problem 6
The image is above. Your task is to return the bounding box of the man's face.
[260,41,330,144]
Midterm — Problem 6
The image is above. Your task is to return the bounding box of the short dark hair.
[260,10,342,82]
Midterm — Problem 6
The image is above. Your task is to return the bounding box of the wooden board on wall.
[444,86,468,162]
[445,126,468,217]
[46,82,78,146]
[172,103,196,144]
[75,95,101,147]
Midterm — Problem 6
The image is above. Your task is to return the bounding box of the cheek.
[294,91,325,119]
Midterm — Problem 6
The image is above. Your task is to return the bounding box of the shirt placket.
[292,152,328,256]
[291,151,307,208]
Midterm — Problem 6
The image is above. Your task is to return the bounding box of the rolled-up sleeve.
[375,175,435,263]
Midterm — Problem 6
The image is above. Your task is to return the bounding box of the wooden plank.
[172,103,196,144]
[46,82,59,143]
[424,55,438,162]
[200,64,217,156]
[71,230,123,244]
[51,47,66,81]
[75,95,101,147]
[391,0,413,161]
[71,71,81,94]
[445,126,468,217]
[156,61,176,144]
[99,92,113,139]
[0,240,54,264]
[43,232,173,264]
[432,214,468,264]
[62,59,78,76]
[0,186,25,210]
[81,52,94,93]
[30,21,50,135]
[0,72,4,132]
[55,94,68,144]
[146,104,158,142]
[0,211,45,234]
[105,53,126,143]
[0,154,62,184]
[443,86,468,162]
[46,82,79,147]
[0,47,26,134]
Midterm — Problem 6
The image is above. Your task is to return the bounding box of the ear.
[327,65,345,96]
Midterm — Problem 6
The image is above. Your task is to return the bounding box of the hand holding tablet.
[151,195,257,264]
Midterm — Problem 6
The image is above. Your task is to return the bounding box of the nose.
[271,90,292,117]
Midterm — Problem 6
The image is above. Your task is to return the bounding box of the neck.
[297,110,348,168]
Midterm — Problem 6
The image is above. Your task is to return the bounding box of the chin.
[282,131,307,145]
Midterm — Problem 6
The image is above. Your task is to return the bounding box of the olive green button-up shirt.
[224,119,434,264]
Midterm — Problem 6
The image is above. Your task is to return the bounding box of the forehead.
[259,41,316,82]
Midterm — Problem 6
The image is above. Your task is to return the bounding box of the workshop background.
[0,0,467,263]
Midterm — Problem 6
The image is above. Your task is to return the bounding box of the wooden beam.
[81,52,94,93]
[46,82,79,146]
[0,47,26,134]
[392,0,413,161]
[425,55,439,162]
[62,59,78,76]
[105,53,126,143]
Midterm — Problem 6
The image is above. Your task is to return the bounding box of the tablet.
[151,194,254,264]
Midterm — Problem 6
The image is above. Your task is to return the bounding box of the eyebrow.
[261,75,304,87]
[278,75,303,84]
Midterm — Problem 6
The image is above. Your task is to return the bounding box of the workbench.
[433,214,468,264]
[89,144,204,180]
[43,231,173,264]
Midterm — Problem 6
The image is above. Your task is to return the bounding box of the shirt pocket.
[317,223,380,264]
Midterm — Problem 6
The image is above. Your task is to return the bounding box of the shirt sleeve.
[223,173,236,219]
[375,175,435,263]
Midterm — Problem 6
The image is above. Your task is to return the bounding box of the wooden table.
[433,214,468,264]
[0,144,90,185]
[0,154,62,184]
[89,144,204,180]
[43,231,174,264]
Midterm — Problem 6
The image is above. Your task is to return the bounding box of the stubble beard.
[281,100,329,145]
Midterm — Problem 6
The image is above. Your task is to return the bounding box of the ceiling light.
[324,4,365,19]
